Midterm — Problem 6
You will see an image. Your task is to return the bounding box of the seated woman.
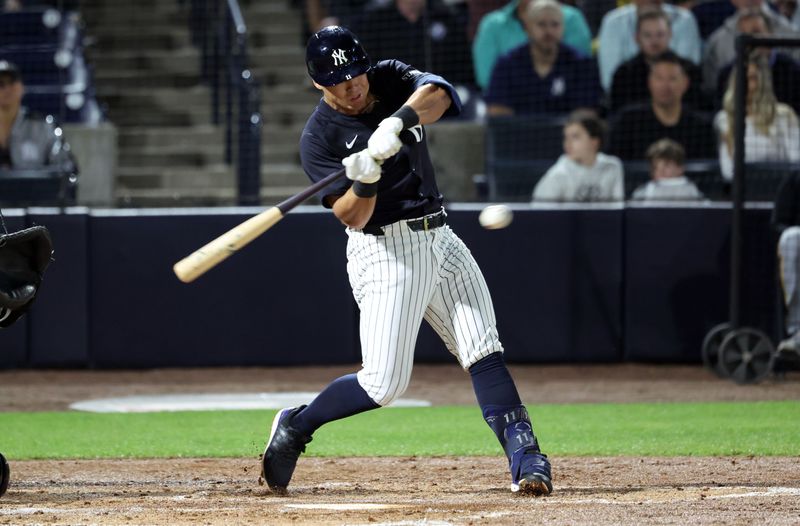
[532,109,624,202]
[714,54,800,182]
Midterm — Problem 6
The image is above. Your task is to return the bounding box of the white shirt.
[631,176,704,202]
[714,103,800,181]
[532,152,624,202]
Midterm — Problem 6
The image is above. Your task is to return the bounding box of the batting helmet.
[306,26,371,87]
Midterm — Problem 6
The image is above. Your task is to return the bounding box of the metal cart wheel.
[701,323,732,378]
[718,327,776,384]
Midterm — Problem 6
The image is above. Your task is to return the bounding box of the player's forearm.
[404,84,452,125]
[332,189,377,229]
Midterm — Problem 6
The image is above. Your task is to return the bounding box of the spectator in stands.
[0,61,76,173]
[471,0,592,89]
[702,2,800,95]
[3,0,21,12]
[304,0,369,35]
[608,52,716,160]
[597,0,702,91]
[355,0,474,86]
[714,10,800,114]
[532,109,624,202]
[714,54,800,181]
[631,138,704,201]
[484,0,600,115]
[609,7,707,112]
[772,0,800,29]
[772,169,800,352]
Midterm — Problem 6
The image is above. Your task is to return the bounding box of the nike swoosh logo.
[345,135,357,149]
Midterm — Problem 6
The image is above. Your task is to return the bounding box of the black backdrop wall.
[0,204,776,368]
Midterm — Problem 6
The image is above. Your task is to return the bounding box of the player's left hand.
[368,117,404,161]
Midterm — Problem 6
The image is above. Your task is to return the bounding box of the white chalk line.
[1,487,798,518]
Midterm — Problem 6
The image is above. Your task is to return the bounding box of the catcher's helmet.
[306,26,371,86]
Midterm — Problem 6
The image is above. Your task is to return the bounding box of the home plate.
[69,392,430,413]
[285,503,407,511]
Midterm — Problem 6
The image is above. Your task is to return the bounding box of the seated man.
[355,0,474,86]
[772,170,800,352]
[484,0,599,116]
[631,138,704,202]
[471,0,592,90]
[607,52,715,160]
[597,0,701,91]
[609,7,706,112]
[0,61,77,175]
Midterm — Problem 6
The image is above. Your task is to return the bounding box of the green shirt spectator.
[472,0,592,90]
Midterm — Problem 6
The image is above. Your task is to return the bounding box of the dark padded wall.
[0,213,28,367]
[623,207,776,362]
[88,210,357,367]
[415,209,624,363]
[0,206,779,368]
[27,211,89,366]
[624,207,731,362]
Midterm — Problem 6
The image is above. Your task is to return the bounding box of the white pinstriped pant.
[779,226,800,336]
[346,217,504,406]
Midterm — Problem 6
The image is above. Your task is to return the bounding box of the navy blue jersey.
[299,60,462,227]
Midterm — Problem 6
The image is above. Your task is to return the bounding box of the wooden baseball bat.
[173,168,346,283]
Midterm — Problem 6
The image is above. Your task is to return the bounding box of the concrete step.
[94,69,203,89]
[118,125,224,148]
[119,146,225,168]
[115,185,313,208]
[90,30,191,51]
[87,49,201,75]
[115,161,307,188]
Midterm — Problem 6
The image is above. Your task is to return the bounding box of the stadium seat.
[0,168,76,207]
[744,162,800,202]
[485,115,567,201]
[0,8,76,48]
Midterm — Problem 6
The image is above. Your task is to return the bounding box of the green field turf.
[0,401,798,460]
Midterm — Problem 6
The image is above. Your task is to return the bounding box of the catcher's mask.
[0,225,53,328]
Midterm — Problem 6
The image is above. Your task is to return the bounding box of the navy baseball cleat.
[260,406,312,492]
[510,448,552,495]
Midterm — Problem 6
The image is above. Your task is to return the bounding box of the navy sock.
[291,373,380,436]
[469,352,522,408]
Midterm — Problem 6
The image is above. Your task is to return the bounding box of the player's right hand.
[342,149,381,184]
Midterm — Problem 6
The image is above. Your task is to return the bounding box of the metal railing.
[189,0,262,205]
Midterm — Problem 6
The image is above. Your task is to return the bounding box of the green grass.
[0,402,798,460]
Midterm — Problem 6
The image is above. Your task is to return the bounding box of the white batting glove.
[342,149,382,184]
[367,117,404,160]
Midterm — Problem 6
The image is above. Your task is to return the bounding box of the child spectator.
[631,138,704,201]
[714,54,800,181]
[532,109,624,202]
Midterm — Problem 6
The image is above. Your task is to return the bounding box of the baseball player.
[261,25,552,496]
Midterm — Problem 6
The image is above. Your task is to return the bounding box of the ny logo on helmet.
[331,49,348,66]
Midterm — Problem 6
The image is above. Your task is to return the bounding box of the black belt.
[362,210,446,236]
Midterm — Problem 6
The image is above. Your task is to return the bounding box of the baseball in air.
[479,204,513,230]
